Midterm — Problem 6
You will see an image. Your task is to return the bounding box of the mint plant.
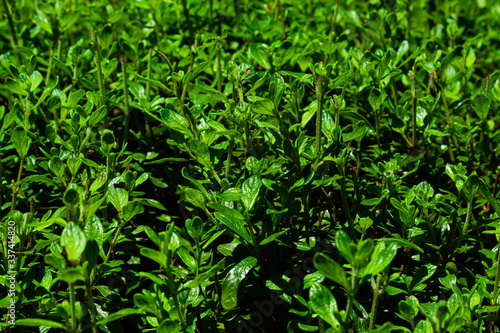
[1,0,500,332]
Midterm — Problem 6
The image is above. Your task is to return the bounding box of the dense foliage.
[1,0,500,332]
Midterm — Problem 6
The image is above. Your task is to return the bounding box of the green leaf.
[354,238,374,267]
[63,187,81,209]
[188,139,211,166]
[472,94,489,121]
[157,319,182,333]
[15,319,65,329]
[242,176,262,211]
[49,156,65,179]
[29,71,43,92]
[134,293,161,317]
[259,230,287,246]
[89,105,107,127]
[222,256,258,310]
[215,212,252,244]
[60,11,80,32]
[121,201,144,222]
[186,216,203,240]
[178,247,197,271]
[95,308,141,326]
[11,126,30,158]
[61,222,87,261]
[59,268,85,283]
[108,186,129,211]
[398,300,417,321]
[33,10,53,34]
[478,178,500,216]
[441,46,463,72]
[194,79,229,103]
[251,99,274,115]
[5,77,27,96]
[309,283,341,329]
[100,129,115,154]
[335,230,355,264]
[208,203,245,220]
[90,171,107,192]
[160,108,191,136]
[185,188,206,210]
[67,157,82,176]
[44,254,65,270]
[249,44,270,70]
[340,111,374,131]
[313,253,348,290]
[185,259,225,288]
[380,237,424,254]
[140,247,167,267]
[84,216,104,244]
[462,173,479,202]
[364,242,397,276]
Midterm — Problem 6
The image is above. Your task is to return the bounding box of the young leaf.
[221,256,258,310]
[108,186,129,211]
[313,253,348,290]
[242,176,262,211]
[364,242,397,276]
[121,201,144,222]
[60,222,87,261]
[11,126,30,158]
[309,283,341,330]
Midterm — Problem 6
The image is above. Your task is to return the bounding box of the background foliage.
[1,0,500,332]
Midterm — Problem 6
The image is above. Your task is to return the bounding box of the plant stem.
[2,0,21,64]
[165,223,186,327]
[92,30,106,108]
[276,0,286,41]
[217,40,222,92]
[225,138,234,179]
[338,162,355,240]
[121,55,130,149]
[369,275,381,330]
[233,0,241,31]
[315,75,324,158]
[374,107,381,153]
[102,223,124,266]
[69,282,77,332]
[146,48,152,96]
[408,70,417,148]
[462,200,473,235]
[84,275,98,333]
[329,0,340,39]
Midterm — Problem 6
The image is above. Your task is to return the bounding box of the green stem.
[102,223,124,266]
[233,0,241,31]
[84,275,98,333]
[462,200,473,235]
[329,0,340,39]
[121,55,130,149]
[315,75,324,158]
[165,223,186,327]
[225,138,234,179]
[146,48,152,96]
[2,0,21,64]
[369,276,381,330]
[276,0,286,41]
[338,162,355,240]
[409,70,417,148]
[92,30,106,108]
[374,107,381,152]
[69,282,77,332]
[216,40,222,92]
